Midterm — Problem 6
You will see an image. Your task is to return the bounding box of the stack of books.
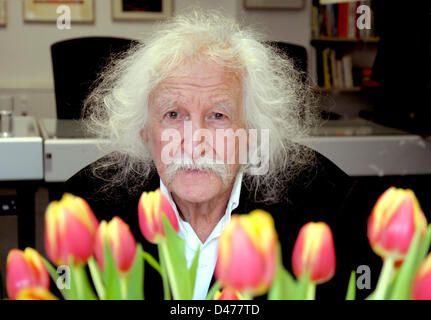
[310,48,354,89]
[312,0,375,39]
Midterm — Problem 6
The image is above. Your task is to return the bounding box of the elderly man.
[65,11,379,300]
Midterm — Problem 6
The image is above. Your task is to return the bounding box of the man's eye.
[166,111,178,119]
[214,113,226,120]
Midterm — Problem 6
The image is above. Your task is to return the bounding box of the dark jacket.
[64,150,381,300]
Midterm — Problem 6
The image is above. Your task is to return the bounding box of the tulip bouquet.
[4,186,431,300]
[213,187,431,300]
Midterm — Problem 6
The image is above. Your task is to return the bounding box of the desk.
[0,116,43,249]
[38,119,108,183]
[299,119,431,176]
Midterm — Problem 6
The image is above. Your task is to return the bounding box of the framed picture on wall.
[244,0,304,10]
[112,0,173,21]
[23,0,94,23]
[0,0,6,27]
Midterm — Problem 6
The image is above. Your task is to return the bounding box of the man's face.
[142,59,245,203]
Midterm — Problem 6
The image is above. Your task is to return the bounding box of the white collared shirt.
[160,172,243,300]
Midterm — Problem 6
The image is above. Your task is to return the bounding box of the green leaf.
[77,264,97,300]
[42,257,71,300]
[206,281,221,300]
[126,244,144,300]
[88,257,105,299]
[390,225,431,300]
[345,271,356,300]
[189,244,201,294]
[414,224,431,274]
[142,250,162,276]
[160,214,192,299]
[372,256,395,300]
[102,237,122,300]
[268,266,297,300]
[268,243,297,300]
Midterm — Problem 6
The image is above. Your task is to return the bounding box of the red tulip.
[368,187,427,262]
[94,217,137,273]
[292,222,336,284]
[213,288,242,300]
[16,287,58,300]
[412,253,431,300]
[6,248,50,300]
[215,210,277,296]
[44,193,99,266]
[138,188,179,244]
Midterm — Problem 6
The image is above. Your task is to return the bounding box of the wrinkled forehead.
[149,59,243,108]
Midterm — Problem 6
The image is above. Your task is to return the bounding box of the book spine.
[342,55,354,88]
[325,5,332,37]
[322,48,331,89]
[336,59,343,88]
[310,46,318,86]
[329,49,338,88]
[348,2,357,39]
[337,3,349,38]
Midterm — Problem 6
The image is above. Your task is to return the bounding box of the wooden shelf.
[311,37,380,43]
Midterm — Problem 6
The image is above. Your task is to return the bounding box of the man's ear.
[140,128,149,142]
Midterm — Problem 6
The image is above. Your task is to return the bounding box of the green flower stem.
[306,282,316,300]
[374,256,395,300]
[241,292,254,300]
[88,257,105,300]
[72,263,85,300]
[159,241,182,299]
[120,275,128,300]
[158,243,172,300]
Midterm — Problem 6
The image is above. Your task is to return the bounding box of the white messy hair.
[83,9,319,203]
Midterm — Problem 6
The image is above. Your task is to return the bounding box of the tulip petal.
[16,287,58,300]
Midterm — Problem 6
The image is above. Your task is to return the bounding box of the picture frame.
[112,0,172,21]
[0,0,6,27]
[243,0,304,10]
[23,0,94,23]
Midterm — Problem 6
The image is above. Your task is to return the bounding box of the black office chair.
[51,37,139,119]
[265,41,308,80]
[266,41,340,120]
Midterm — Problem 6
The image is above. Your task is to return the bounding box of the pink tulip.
[213,288,242,300]
[368,187,427,262]
[94,217,137,273]
[412,253,431,300]
[292,222,336,284]
[6,248,50,300]
[215,210,277,296]
[138,188,179,244]
[16,287,58,300]
[44,193,99,266]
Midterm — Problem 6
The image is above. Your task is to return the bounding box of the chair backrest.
[51,37,139,119]
[265,41,308,81]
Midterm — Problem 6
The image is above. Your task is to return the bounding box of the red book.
[337,3,349,38]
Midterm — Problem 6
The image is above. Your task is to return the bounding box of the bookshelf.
[311,36,380,43]
[310,0,380,92]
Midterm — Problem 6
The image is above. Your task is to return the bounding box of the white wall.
[0,0,311,118]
